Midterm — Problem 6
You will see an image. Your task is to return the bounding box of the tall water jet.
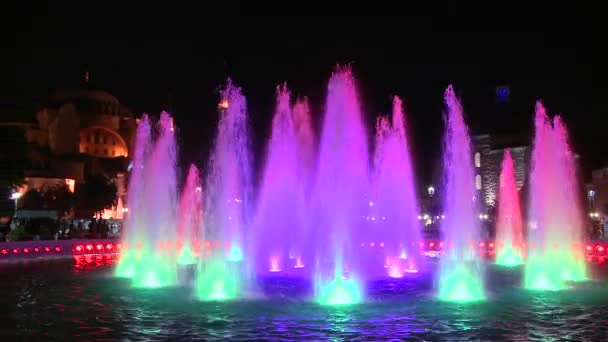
[372,96,422,277]
[116,114,152,279]
[292,97,315,269]
[495,150,524,266]
[177,164,203,266]
[293,97,316,193]
[253,85,305,274]
[196,80,253,300]
[132,111,179,288]
[438,85,485,302]
[312,66,369,305]
[524,102,587,290]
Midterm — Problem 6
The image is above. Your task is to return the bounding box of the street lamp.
[10,192,22,218]
[427,186,435,197]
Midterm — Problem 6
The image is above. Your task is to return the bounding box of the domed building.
[33,89,136,159]
[2,86,138,221]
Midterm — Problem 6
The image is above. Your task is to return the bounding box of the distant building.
[1,87,137,219]
[589,166,608,218]
[472,134,530,209]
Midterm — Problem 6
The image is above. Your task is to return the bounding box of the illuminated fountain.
[196,80,253,300]
[115,114,152,279]
[116,112,179,288]
[372,96,422,277]
[495,150,524,266]
[252,85,306,275]
[524,102,587,290]
[311,67,369,305]
[438,85,485,302]
[177,164,203,266]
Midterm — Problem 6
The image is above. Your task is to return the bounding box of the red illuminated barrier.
[0,239,119,261]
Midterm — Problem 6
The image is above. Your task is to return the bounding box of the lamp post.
[10,192,22,218]
[427,186,435,218]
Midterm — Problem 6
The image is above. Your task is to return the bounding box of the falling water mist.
[438,85,485,302]
[196,80,253,300]
[524,102,587,290]
[372,96,422,277]
[495,150,524,266]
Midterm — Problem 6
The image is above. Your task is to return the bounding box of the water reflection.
[1,261,608,340]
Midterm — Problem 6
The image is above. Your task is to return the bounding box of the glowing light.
[106,244,114,250]
[226,246,243,262]
[10,192,22,200]
[218,99,229,109]
[294,257,305,268]
[438,264,485,302]
[55,247,61,252]
[316,274,362,306]
[75,245,83,252]
[23,248,30,254]
[269,257,281,272]
[96,244,103,251]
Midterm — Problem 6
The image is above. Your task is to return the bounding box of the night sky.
[4,12,604,186]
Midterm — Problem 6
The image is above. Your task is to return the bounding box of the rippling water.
[1,257,608,340]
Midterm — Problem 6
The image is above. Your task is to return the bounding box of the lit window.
[476,175,482,190]
[112,150,116,156]
[475,152,481,168]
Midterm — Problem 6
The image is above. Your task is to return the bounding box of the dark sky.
[3,12,604,184]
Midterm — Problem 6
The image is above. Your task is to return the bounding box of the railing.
[1,239,607,264]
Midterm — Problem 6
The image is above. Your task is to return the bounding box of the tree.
[42,184,75,216]
[19,189,44,210]
[0,126,28,215]
[76,174,117,217]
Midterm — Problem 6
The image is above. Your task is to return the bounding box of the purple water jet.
[253,85,306,274]
[311,66,369,304]
[372,96,422,276]
[196,80,253,300]
[438,85,485,302]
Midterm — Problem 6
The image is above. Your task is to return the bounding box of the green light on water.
[115,254,135,278]
[196,258,240,301]
[227,246,243,262]
[177,247,196,265]
[315,266,362,306]
[525,248,586,291]
[495,245,524,267]
[438,264,485,302]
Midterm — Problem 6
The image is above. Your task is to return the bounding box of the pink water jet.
[524,101,587,290]
[177,164,203,264]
